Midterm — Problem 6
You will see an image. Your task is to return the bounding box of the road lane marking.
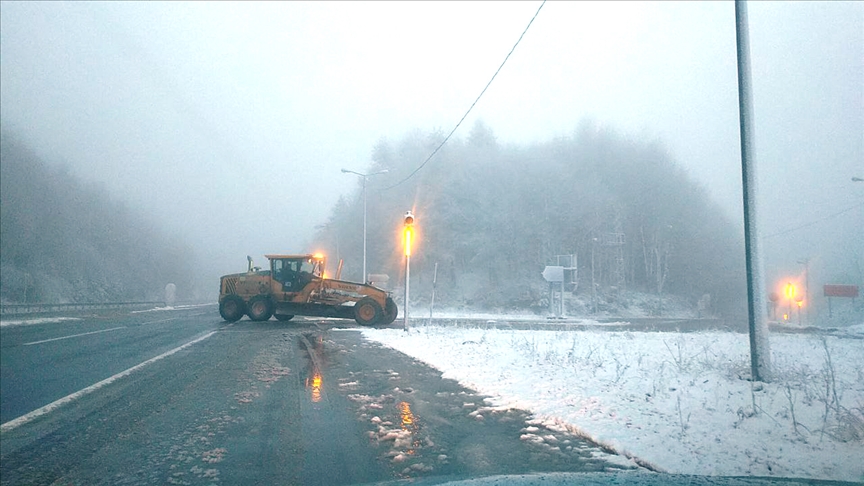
[23,327,127,346]
[1,330,218,433]
[139,317,180,326]
[0,317,83,328]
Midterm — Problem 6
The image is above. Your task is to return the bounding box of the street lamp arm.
[340,167,389,284]
[341,168,389,178]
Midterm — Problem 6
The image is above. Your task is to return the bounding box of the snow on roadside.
[847,323,864,336]
[0,317,82,327]
[417,309,545,321]
[415,308,628,325]
[361,325,864,482]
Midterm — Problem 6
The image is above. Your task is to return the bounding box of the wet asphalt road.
[0,306,217,424]
[0,307,635,485]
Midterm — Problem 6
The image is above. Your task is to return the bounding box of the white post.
[362,176,367,283]
[560,280,565,317]
[428,262,438,325]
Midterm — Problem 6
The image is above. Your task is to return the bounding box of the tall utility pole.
[341,168,388,282]
[736,0,771,382]
[798,258,810,325]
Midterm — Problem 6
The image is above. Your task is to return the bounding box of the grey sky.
[1,1,861,291]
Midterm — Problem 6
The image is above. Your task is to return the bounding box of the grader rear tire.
[354,297,383,326]
[383,297,398,325]
[247,295,274,322]
[219,295,245,322]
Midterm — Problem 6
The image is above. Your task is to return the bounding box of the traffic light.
[784,282,796,300]
[403,211,415,257]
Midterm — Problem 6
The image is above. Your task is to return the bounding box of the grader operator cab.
[218,253,398,326]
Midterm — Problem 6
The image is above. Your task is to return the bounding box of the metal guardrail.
[0,302,166,317]
[414,316,736,333]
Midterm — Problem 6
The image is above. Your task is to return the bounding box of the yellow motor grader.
[218,253,397,326]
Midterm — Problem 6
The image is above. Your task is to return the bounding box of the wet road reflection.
[398,401,424,457]
[400,401,416,432]
[296,331,386,485]
[330,331,640,480]
[300,333,325,404]
[307,370,323,403]
[292,327,637,483]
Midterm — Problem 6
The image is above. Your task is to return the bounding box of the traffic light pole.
[403,211,415,332]
[404,253,410,331]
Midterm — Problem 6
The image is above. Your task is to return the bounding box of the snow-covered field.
[362,322,864,482]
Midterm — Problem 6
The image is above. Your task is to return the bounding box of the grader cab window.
[300,258,324,277]
[299,259,315,275]
[273,259,299,286]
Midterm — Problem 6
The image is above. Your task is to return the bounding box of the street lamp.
[341,168,388,282]
[853,177,863,182]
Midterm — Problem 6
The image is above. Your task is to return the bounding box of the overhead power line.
[763,200,864,239]
[383,0,546,190]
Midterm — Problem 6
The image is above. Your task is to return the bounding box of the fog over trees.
[1,2,858,322]
[314,122,747,317]
[0,122,745,314]
[0,131,196,304]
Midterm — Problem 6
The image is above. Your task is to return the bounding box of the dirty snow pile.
[361,323,864,482]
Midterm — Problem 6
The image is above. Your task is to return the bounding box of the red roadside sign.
[823,284,859,298]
